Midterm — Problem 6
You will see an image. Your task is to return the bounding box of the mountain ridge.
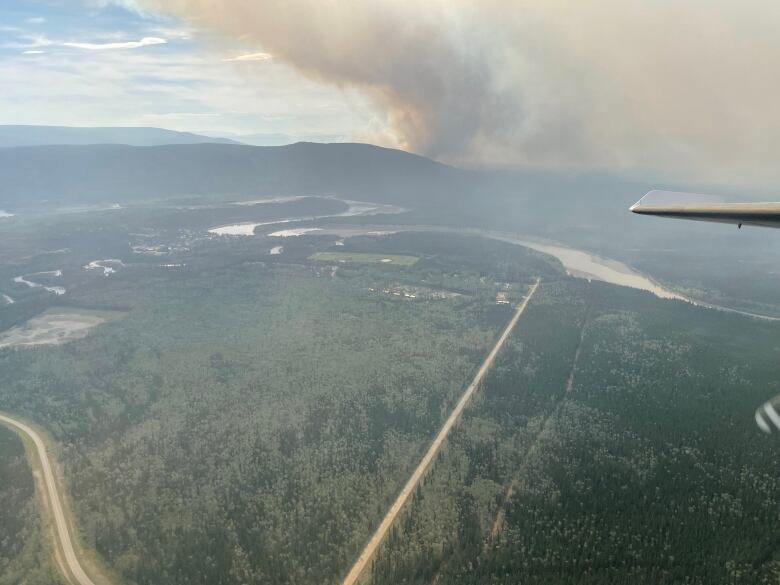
[0,141,464,209]
[0,125,240,148]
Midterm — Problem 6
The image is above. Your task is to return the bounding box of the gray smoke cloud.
[142,0,780,184]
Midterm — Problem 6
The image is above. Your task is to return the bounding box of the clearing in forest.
[0,308,122,349]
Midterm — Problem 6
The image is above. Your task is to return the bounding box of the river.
[315,224,684,300]
[208,197,406,236]
[13,270,66,295]
[208,201,779,318]
[479,232,684,300]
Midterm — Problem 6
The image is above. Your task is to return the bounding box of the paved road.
[341,278,541,585]
[0,413,97,585]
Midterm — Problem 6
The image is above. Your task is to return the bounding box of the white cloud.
[148,25,194,41]
[222,52,271,62]
[90,0,153,16]
[63,36,167,51]
[1,34,54,50]
[23,50,45,55]
[0,40,369,138]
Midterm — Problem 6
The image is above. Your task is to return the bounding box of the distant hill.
[200,131,347,146]
[0,142,465,209]
[0,140,657,231]
[0,139,668,240]
[0,125,239,147]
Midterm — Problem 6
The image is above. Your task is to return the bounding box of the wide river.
[208,198,406,236]
[208,200,780,319]
[316,224,685,300]
[345,225,780,320]
[209,197,678,299]
[477,231,684,299]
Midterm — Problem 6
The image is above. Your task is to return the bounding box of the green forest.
[0,230,558,585]
[0,426,64,585]
[2,210,780,585]
[370,281,780,585]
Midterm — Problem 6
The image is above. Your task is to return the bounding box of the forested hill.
[0,139,659,231]
[0,142,467,209]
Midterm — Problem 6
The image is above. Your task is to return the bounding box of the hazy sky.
[0,0,371,140]
[3,1,780,186]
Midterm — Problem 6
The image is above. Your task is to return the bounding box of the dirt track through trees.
[341,279,541,585]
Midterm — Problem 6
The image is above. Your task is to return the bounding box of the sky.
[0,0,372,141]
[3,1,780,187]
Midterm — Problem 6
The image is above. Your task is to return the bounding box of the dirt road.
[341,278,541,585]
[0,412,97,585]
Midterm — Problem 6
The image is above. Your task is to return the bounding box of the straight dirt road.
[0,412,97,585]
[341,278,541,585]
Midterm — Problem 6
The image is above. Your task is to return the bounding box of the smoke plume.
[142,0,780,183]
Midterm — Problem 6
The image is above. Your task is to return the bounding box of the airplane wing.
[630,190,780,229]
[631,189,780,434]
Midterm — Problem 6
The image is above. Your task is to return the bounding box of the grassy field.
[310,252,419,266]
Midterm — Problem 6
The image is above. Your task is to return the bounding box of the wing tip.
[629,191,656,213]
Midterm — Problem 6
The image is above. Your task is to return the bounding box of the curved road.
[0,413,97,585]
[341,279,540,585]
